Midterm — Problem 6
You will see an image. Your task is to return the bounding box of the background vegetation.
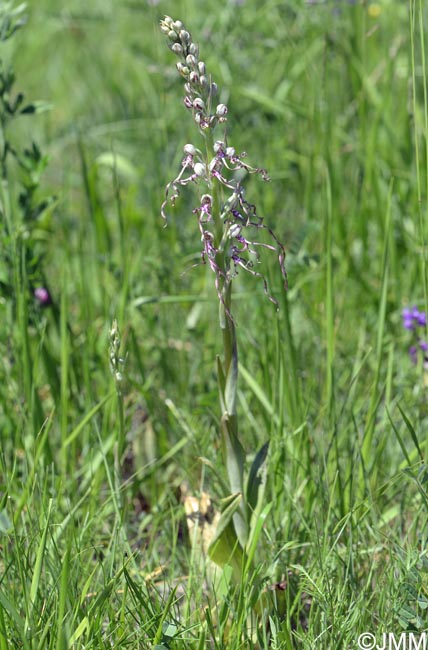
[1,0,428,647]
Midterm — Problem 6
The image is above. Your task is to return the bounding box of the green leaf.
[20,101,53,115]
[162,622,178,639]
[208,493,244,583]
[216,355,226,414]
[397,403,423,461]
[246,441,269,513]
[220,413,247,545]
[246,502,272,571]
[0,509,11,533]
[224,345,238,416]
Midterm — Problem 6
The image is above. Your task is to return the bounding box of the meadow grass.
[1,0,428,647]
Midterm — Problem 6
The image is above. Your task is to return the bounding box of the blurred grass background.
[1,0,428,647]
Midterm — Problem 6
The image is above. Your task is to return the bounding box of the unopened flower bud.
[189,42,199,57]
[184,82,192,93]
[186,54,197,68]
[189,71,199,84]
[179,29,190,43]
[199,75,208,87]
[194,162,206,177]
[168,30,178,42]
[216,104,228,117]
[210,82,218,96]
[184,144,196,155]
[184,96,193,108]
[198,61,206,75]
[163,16,174,27]
[176,62,190,77]
[173,20,183,30]
[193,98,205,111]
[171,43,183,55]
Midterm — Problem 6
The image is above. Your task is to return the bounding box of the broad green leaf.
[208,493,244,583]
[220,414,247,545]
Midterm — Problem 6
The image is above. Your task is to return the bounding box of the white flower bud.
[189,43,199,57]
[193,98,205,111]
[168,30,178,41]
[199,75,208,87]
[173,20,183,30]
[186,54,197,68]
[171,43,183,55]
[184,144,196,155]
[198,61,206,75]
[184,82,192,93]
[210,82,218,96]
[216,104,228,117]
[179,29,191,43]
[163,16,174,27]
[184,96,193,108]
[189,71,200,84]
[194,162,206,177]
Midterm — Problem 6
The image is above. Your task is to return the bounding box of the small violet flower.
[402,306,428,365]
[402,306,426,330]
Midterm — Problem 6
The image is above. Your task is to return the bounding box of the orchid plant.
[160,16,287,586]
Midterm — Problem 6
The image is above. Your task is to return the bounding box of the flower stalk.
[160,15,286,578]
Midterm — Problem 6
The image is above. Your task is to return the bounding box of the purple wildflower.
[34,287,51,307]
[402,308,414,330]
[415,309,427,327]
[409,345,418,365]
[402,306,426,331]
[402,305,428,365]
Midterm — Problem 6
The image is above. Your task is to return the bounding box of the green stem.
[203,128,248,545]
